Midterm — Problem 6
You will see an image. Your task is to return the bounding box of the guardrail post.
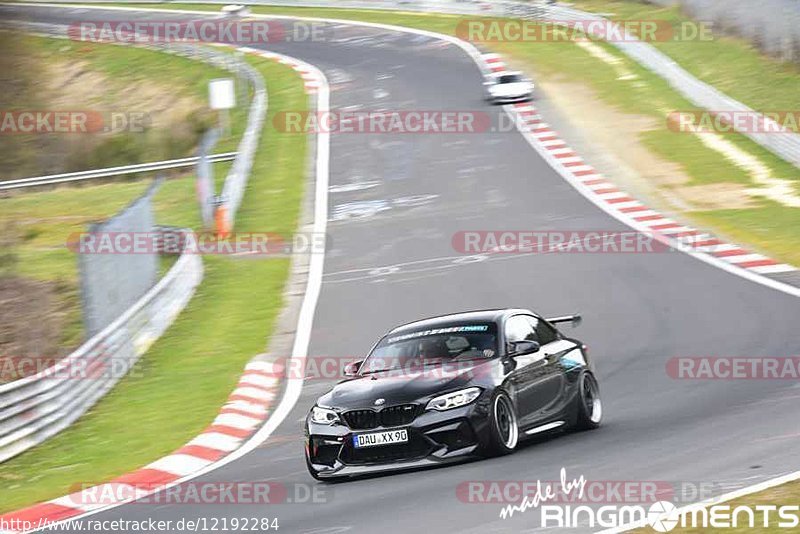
[213,195,230,238]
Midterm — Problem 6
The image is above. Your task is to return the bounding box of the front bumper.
[488,92,533,104]
[306,401,491,479]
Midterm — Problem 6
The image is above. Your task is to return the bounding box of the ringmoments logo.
[488,469,798,530]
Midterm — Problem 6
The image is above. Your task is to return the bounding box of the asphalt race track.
[4,4,800,533]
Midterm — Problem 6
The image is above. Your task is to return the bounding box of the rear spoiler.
[546,314,582,327]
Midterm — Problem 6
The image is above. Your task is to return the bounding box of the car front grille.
[342,409,379,430]
[339,429,432,465]
[342,404,418,430]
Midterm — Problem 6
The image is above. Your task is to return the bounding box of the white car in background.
[485,72,534,104]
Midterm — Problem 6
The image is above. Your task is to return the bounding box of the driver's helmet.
[418,337,444,359]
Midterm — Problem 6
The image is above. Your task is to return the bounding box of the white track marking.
[212,413,262,430]
[145,455,213,477]
[570,165,596,173]
[751,263,796,274]
[5,5,798,531]
[0,27,330,527]
[238,373,279,388]
[505,106,800,298]
[187,432,242,452]
[596,469,800,533]
[223,399,269,415]
[51,484,148,513]
[245,360,283,373]
[229,386,276,402]
[725,253,771,264]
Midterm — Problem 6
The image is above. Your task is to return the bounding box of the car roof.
[388,308,534,334]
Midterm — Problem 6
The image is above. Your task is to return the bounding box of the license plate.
[352,429,408,448]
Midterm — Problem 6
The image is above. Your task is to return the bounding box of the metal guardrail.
[648,0,800,63]
[27,0,796,167]
[0,22,268,462]
[1,152,237,191]
[542,5,800,169]
[10,0,511,14]
[229,0,799,168]
[139,40,267,231]
[0,252,203,463]
[215,55,267,230]
[6,20,269,224]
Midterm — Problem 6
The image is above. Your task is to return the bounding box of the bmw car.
[305,308,602,480]
[485,71,534,104]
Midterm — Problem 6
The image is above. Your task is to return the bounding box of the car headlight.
[426,387,482,411]
[310,406,340,425]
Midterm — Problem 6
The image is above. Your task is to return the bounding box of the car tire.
[574,371,602,430]
[485,390,519,456]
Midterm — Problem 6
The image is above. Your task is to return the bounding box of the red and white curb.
[236,46,321,94]
[480,53,798,280]
[0,46,327,534]
[483,53,507,73]
[0,360,283,531]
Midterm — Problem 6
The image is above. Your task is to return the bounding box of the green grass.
[93,2,800,113]
[571,0,800,112]
[21,0,792,516]
[1,34,253,347]
[3,179,151,348]
[690,200,800,266]
[641,129,753,186]
[36,37,224,105]
[1,33,245,179]
[0,54,308,512]
[124,2,800,266]
[0,168,234,350]
[44,34,250,163]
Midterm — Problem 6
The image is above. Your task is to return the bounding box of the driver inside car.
[417,338,447,361]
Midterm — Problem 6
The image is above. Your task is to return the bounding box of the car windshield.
[360,323,498,374]
[497,74,524,84]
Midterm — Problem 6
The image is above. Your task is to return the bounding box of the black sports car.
[304,308,601,480]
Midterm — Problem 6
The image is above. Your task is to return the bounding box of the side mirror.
[508,340,540,357]
[343,360,363,377]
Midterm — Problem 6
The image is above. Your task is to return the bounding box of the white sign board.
[209,78,236,110]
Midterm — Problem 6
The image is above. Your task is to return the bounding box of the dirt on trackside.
[0,32,210,181]
[536,77,757,211]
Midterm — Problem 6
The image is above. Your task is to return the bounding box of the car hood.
[490,82,532,96]
[317,360,496,410]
